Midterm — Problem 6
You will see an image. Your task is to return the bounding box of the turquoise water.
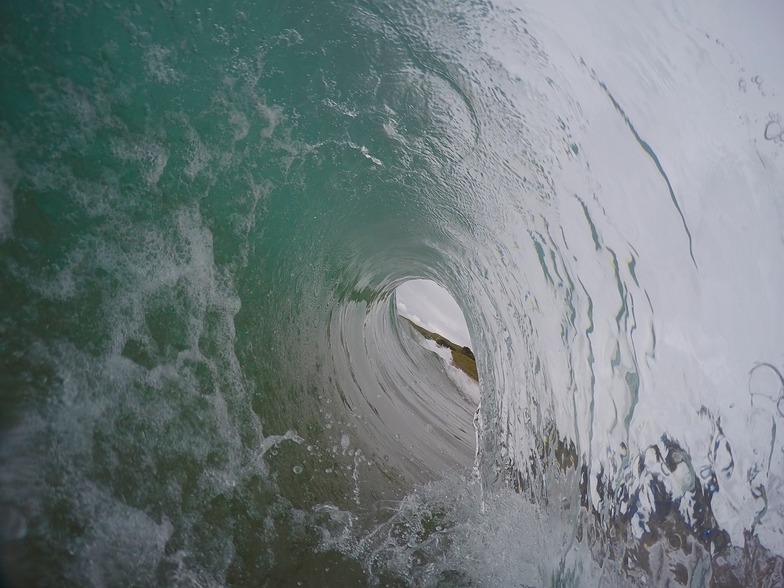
[1,0,783,585]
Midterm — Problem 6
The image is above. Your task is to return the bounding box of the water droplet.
[292,465,303,474]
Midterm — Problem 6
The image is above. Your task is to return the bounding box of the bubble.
[667,533,682,550]
[738,79,747,92]
[292,465,303,474]
[764,121,783,141]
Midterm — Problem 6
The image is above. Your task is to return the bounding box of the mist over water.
[1,0,783,585]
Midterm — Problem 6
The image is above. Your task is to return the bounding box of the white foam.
[319,475,627,586]
[144,45,182,84]
[110,136,169,188]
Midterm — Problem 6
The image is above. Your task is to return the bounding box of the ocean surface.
[1,0,783,585]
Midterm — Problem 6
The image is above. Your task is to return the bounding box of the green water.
[1,0,483,584]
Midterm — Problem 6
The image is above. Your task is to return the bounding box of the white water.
[459,0,784,551]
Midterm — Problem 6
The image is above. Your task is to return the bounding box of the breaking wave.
[1,0,782,585]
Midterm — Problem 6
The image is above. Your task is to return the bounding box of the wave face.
[1,0,783,585]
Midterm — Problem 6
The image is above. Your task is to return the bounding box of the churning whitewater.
[1,0,783,585]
